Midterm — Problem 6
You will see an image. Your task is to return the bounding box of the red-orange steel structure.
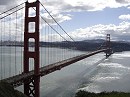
[24,0,40,97]
[106,34,111,57]
[0,0,113,97]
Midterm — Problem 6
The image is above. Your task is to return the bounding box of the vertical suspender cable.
[41,21,45,67]
[0,18,2,79]
[15,9,17,75]
[50,19,52,63]
[44,21,46,66]
[43,22,47,65]
[54,24,56,62]
[9,14,11,77]
[40,16,42,68]
[40,20,41,68]
[63,31,64,60]
[0,3,25,78]
[56,25,58,62]
[3,17,5,78]
[48,25,49,64]
[21,9,23,73]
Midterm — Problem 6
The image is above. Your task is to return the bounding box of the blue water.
[80,52,130,93]
[1,47,130,97]
[39,51,130,97]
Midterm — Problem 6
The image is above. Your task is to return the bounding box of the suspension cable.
[35,1,106,54]
[40,2,75,42]
[41,16,68,41]
[45,23,47,65]
[0,18,2,79]
[47,24,49,64]
[40,17,78,52]
[97,41,106,50]
[32,7,71,42]
[20,10,23,73]
[9,14,11,77]
[32,7,78,51]
[0,7,25,20]
[40,3,108,53]
[15,8,17,75]
[0,2,25,16]
[3,17,5,78]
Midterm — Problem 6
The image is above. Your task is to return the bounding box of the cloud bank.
[119,14,130,20]
[0,0,130,42]
[40,21,130,42]
[68,21,130,41]
[41,0,130,13]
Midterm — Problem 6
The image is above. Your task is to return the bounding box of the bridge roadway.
[1,49,109,87]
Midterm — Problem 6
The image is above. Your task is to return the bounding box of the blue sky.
[67,7,129,28]
[0,0,130,41]
[39,0,130,41]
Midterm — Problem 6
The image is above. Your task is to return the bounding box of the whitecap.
[91,76,120,82]
[98,63,130,70]
[113,52,130,58]
[78,84,101,93]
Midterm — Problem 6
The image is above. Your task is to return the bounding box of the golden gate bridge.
[0,0,112,97]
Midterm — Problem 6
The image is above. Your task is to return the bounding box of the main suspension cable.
[0,7,25,20]
[40,2,75,42]
[0,2,25,16]
[32,7,79,51]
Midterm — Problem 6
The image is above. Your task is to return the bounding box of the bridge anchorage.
[0,0,113,97]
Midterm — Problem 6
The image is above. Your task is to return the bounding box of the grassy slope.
[75,90,130,97]
[0,81,27,97]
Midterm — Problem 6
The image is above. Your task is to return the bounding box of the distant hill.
[82,39,105,43]
[1,40,130,52]
[40,40,130,52]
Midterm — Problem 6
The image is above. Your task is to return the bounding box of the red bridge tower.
[24,0,40,97]
[106,34,111,57]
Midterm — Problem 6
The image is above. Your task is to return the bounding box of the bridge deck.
[1,49,109,87]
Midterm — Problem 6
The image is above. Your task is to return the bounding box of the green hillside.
[0,81,27,97]
[75,90,130,97]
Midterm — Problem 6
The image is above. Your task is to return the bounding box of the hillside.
[0,81,27,97]
[1,39,130,52]
[40,40,130,52]
[75,91,130,97]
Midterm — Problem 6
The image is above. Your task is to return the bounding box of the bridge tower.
[106,34,111,57]
[24,0,40,97]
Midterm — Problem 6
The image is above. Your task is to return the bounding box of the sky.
[0,0,130,41]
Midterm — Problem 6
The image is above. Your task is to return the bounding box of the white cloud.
[39,21,130,42]
[119,14,130,20]
[127,6,130,9]
[0,0,130,24]
[115,0,130,4]
[40,0,130,13]
[1,0,130,42]
[40,13,72,24]
[66,21,130,41]
[0,7,25,41]
[0,0,25,13]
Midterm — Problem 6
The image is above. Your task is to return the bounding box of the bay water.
[0,47,130,97]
